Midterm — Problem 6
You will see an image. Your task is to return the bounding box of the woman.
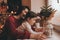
[1,6,30,40]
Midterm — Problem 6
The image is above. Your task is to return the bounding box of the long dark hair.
[15,6,30,16]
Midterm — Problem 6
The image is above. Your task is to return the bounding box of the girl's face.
[28,17,37,25]
[48,13,54,20]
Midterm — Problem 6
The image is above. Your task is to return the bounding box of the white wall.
[48,0,60,25]
[31,0,45,13]
[3,0,45,13]
[31,0,60,25]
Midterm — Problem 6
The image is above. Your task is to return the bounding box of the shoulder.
[7,16,15,20]
[5,16,15,22]
[22,21,31,27]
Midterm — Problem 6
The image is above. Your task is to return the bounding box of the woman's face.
[21,8,28,17]
[20,8,29,18]
[23,8,29,15]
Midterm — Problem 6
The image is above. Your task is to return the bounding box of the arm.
[23,22,43,34]
[35,23,41,28]
[4,17,24,38]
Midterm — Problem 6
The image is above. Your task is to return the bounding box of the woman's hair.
[25,11,37,20]
[15,6,30,15]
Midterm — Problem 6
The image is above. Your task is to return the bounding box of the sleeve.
[5,18,24,38]
[23,22,42,34]
[35,23,41,28]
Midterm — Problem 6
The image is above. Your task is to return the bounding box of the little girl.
[17,11,46,39]
[39,10,56,37]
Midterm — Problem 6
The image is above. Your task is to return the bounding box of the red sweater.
[3,16,30,39]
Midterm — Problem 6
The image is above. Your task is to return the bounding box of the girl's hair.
[40,11,51,17]
[39,11,52,20]
[25,11,37,20]
[15,6,30,15]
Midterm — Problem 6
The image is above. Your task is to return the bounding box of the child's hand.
[35,27,43,32]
